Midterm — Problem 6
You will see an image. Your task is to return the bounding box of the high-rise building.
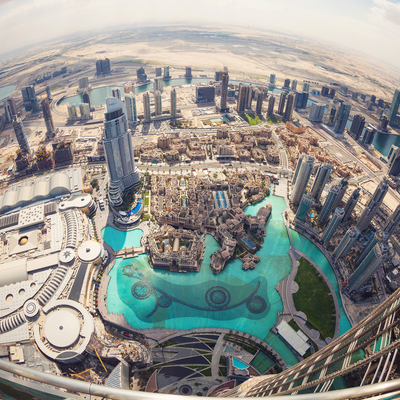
[378,98,384,108]
[41,97,55,139]
[319,185,340,224]
[267,95,275,116]
[291,80,297,91]
[292,153,305,186]
[350,114,365,140]
[329,88,336,98]
[388,89,400,127]
[82,90,91,108]
[255,89,263,114]
[380,115,389,131]
[220,71,229,112]
[170,88,177,117]
[137,67,147,82]
[294,91,308,109]
[349,241,390,292]
[196,86,215,103]
[269,74,276,86]
[277,91,287,115]
[12,117,30,154]
[355,230,389,268]
[95,58,110,75]
[124,93,137,123]
[215,71,223,81]
[302,82,310,92]
[79,103,90,119]
[21,85,39,112]
[67,104,77,121]
[343,187,360,221]
[333,226,360,258]
[124,83,135,95]
[246,86,253,109]
[308,103,325,122]
[321,207,344,244]
[332,176,348,210]
[310,163,332,202]
[387,144,400,176]
[321,86,330,97]
[143,92,151,122]
[295,194,313,221]
[333,102,351,135]
[3,101,12,124]
[371,94,376,103]
[185,67,192,78]
[154,91,162,116]
[163,66,171,80]
[327,104,337,125]
[291,156,314,203]
[7,98,17,117]
[78,77,89,90]
[352,91,358,100]
[383,203,400,237]
[361,124,376,147]
[103,97,140,206]
[155,67,162,77]
[111,88,121,100]
[284,93,295,120]
[340,85,348,96]
[356,177,389,232]
[154,77,163,92]
[237,83,249,113]
[283,78,290,89]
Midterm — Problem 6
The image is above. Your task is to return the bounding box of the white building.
[79,103,90,119]
[154,91,162,116]
[67,104,77,121]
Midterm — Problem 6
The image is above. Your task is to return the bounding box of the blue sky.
[0,0,399,66]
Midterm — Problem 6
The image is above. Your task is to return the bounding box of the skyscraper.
[277,91,287,115]
[82,90,91,108]
[255,90,263,114]
[343,187,360,221]
[267,95,275,116]
[143,92,151,122]
[388,89,400,127]
[111,88,121,100]
[78,77,89,90]
[124,93,137,123]
[349,241,390,292]
[383,203,400,237]
[137,67,147,82]
[12,117,30,154]
[380,115,389,131]
[355,230,389,268]
[291,80,297,91]
[103,97,140,206]
[246,86,253,109]
[302,82,310,92]
[269,74,276,86]
[357,177,389,232]
[291,156,314,203]
[21,85,39,112]
[220,71,229,112]
[7,98,17,117]
[350,114,365,140]
[170,88,177,117]
[332,176,348,210]
[283,78,290,89]
[67,104,77,121]
[295,194,313,221]
[185,67,192,78]
[237,83,249,113]
[308,103,325,122]
[319,185,340,224]
[361,124,376,147]
[124,83,135,95]
[154,77,163,92]
[387,144,400,176]
[155,67,162,77]
[310,163,332,202]
[40,97,55,139]
[294,91,309,109]
[163,66,171,80]
[292,153,305,186]
[333,226,360,258]
[333,102,351,135]
[3,101,12,124]
[321,207,344,244]
[215,71,223,81]
[96,58,110,75]
[284,93,295,120]
[154,91,162,116]
[79,103,90,119]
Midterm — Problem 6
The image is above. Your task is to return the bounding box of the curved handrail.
[1,359,400,399]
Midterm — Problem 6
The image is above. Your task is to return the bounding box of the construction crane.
[71,368,93,380]
[94,347,107,372]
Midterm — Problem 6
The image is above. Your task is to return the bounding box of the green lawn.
[240,113,262,125]
[293,258,335,339]
[266,115,282,124]
[144,197,149,206]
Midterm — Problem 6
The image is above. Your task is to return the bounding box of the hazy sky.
[1,0,400,66]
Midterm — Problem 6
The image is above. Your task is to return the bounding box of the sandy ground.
[362,180,398,211]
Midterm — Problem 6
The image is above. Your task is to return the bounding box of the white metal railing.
[1,359,400,399]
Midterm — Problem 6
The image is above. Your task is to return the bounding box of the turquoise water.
[0,84,16,100]
[101,227,143,251]
[232,357,248,369]
[290,230,352,336]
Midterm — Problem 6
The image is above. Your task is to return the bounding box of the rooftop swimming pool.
[232,357,248,369]
[103,190,351,367]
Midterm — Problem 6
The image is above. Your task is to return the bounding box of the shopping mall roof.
[276,320,310,356]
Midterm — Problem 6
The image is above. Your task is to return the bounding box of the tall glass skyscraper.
[310,163,332,202]
[170,88,177,117]
[333,226,360,258]
[333,102,351,135]
[388,89,400,127]
[220,71,229,112]
[103,97,140,206]
[12,117,30,154]
[291,156,314,203]
[321,207,344,244]
[124,93,137,123]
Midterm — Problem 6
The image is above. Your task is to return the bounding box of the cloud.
[0,0,14,6]
[372,0,400,25]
